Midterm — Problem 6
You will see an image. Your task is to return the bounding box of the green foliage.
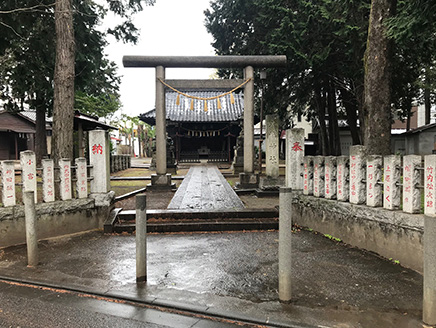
[205,0,370,153]
[75,91,121,120]
[206,0,436,152]
[388,258,400,265]
[324,234,342,242]
[0,0,155,116]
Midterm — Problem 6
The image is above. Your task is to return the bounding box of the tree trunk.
[363,0,396,155]
[52,0,75,164]
[35,97,48,164]
[425,69,431,125]
[339,87,361,145]
[327,80,341,156]
[315,86,329,155]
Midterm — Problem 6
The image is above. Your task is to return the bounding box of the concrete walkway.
[0,229,423,328]
[168,165,244,210]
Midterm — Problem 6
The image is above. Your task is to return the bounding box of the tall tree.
[52,0,75,163]
[205,0,370,155]
[363,0,396,155]
[1,0,155,163]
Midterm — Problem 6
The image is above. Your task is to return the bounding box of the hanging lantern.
[204,100,208,112]
[176,94,180,106]
[217,98,222,109]
[190,99,194,110]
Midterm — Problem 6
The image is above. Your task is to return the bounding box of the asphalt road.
[0,280,243,328]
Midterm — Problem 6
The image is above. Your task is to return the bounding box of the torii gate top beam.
[122,55,287,68]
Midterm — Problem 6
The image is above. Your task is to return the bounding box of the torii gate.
[123,55,287,188]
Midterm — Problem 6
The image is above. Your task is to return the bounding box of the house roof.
[73,111,117,131]
[0,110,36,134]
[139,90,244,125]
[20,111,53,123]
[401,122,436,135]
[0,110,116,133]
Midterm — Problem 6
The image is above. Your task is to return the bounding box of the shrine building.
[139,89,244,163]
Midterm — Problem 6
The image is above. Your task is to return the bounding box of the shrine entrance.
[123,55,286,188]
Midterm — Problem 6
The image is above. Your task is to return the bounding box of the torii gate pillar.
[150,65,174,189]
[239,65,259,188]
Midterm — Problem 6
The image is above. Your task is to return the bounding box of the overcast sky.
[103,0,216,118]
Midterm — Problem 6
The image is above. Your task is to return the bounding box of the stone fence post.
[286,128,304,189]
[324,156,336,199]
[42,159,55,203]
[59,159,72,200]
[265,114,279,179]
[313,156,324,197]
[383,155,401,210]
[366,155,382,207]
[349,146,367,205]
[89,130,110,194]
[425,155,436,215]
[20,151,37,203]
[403,155,422,214]
[336,156,349,202]
[1,160,16,207]
[75,158,88,199]
[303,156,314,195]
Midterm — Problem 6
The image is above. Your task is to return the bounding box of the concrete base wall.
[293,195,424,272]
[0,199,108,248]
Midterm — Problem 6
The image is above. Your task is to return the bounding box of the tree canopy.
[0,0,154,161]
[205,0,436,155]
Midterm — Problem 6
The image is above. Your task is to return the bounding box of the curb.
[0,275,318,328]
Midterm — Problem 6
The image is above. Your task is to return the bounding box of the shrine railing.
[0,151,92,207]
[110,155,131,173]
[300,146,434,215]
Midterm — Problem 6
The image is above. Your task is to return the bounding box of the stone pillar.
[278,187,293,302]
[23,191,38,267]
[155,65,167,176]
[336,156,349,202]
[1,160,16,207]
[403,155,422,214]
[150,66,174,189]
[89,130,110,193]
[76,157,88,199]
[424,215,436,326]
[313,156,324,197]
[286,128,304,190]
[303,156,314,195]
[136,194,147,283]
[243,65,254,174]
[349,146,367,205]
[42,159,55,202]
[78,122,84,157]
[115,155,121,172]
[383,155,401,210]
[59,158,72,200]
[366,155,383,207]
[324,157,336,199]
[265,114,279,178]
[110,156,114,173]
[20,151,37,203]
[239,66,258,188]
[425,155,436,215]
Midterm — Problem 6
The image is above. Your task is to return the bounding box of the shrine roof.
[139,90,244,125]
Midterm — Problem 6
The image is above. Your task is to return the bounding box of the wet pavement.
[0,229,424,327]
[168,165,244,210]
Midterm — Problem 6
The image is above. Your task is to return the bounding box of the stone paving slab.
[168,165,244,210]
[0,229,423,328]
